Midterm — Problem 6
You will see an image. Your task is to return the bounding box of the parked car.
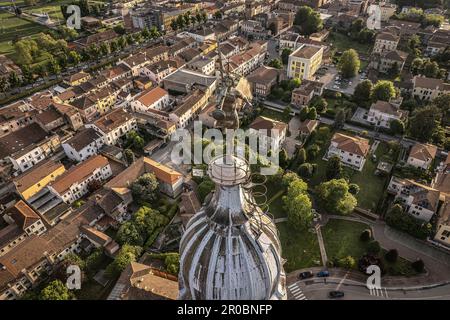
[329,291,345,298]
[298,271,313,280]
[317,270,330,277]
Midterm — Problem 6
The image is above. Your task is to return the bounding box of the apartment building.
[131,87,170,113]
[412,76,450,101]
[62,128,105,162]
[372,31,399,54]
[291,80,324,107]
[246,66,282,98]
[367,100,408,128]
[326,133,370,171]
[86,108,137,146]
[388,176,440,222]
[48,155,112,204]
[0,101,34,138]
[287,44,323,80]
[407,143,438,170]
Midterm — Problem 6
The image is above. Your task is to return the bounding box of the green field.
[278,222,322,272]
[0,12,48,55]
[23,3,66,22]
[327,31,373,55]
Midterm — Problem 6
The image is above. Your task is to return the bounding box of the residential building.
[287,44,323,80]
[326,133,370,171]
[0,123,61,173]
[163,68,217,94]
[407,143,438,170]
[379,2,397,22]
[63,71,91,87]
[141,58,184,83]
[291,80,324,107]
[425,30,450,56]
[62,128,105,162]
[372,31,399,54]
[367,100,408,128]
[0,101,34,138]
[249,116,288,151]
[86,108,137,146]
[74,29,118,48]
[241,20,269,39]
[228,42,268,77]
[0,201,107,300]
[105,157,183,199]
[107,261,178,300]
[6,201,47,236]
[48,155,112,204]
[13,160,66,201]
[434,198,450,248]
[412,76,450,101]
[186,56,215,76]
[246,66,281,98]
[0,55,22,86]
[169,89,210,129]
[387,176,440,222]
[370,50,408,74]
[185,28,216,42]
[131,87,170,113]
[298,119,319,141]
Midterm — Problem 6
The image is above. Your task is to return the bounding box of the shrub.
[411,259,425,273]
[360,229,372,242]
[367,240,381,254]
[385,249,398,263]
[338,256,356,269]
[348,183,360,195]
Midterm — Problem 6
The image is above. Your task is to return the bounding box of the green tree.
[299,106,309,121]
[371,80,396,101]
[131,173,159,203]
[316,179,357,215]
[278,148,289,169]
[360,229,372,242]
[282,175,313,230]
[298,162,314,178]
[389,119,405,135]
[164,253,180,275]
[432,93,450,122]
[124,148,135,165]
[409,105,441,142]
[348,183,360,195]
[338,49,360,79]
[338,256,356,269]
[106,245,143,278]
[353,80,373,107]
[126,130,145,150]
[281,48,292,65]
[334,108,346,129]
[268,58,282,69]
[307,107,317,120]
[367,240,381,254]
[294,6,323,36]
[85,249,104,274]
[326,155,343,180]
[411,259,425,273]
[39,280,73,300]
[198,178,215,202]
[422,60,440,78]
[117,221,144,246]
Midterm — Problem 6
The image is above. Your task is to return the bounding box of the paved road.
[288,275,450,300]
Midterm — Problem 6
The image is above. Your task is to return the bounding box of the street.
[288,276,450,300]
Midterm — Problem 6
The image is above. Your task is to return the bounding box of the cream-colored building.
[287,44,323,80]
[372,31,399,54]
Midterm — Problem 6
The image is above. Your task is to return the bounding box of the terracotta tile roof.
[35,108,62,125]
[331,133,370,157]
[246,66,280,84]
[409,143,437,162]
[64,128,102,152]
[137,87,168,107]
[413,76,449,90]
[66,71,90,83]
[298,119,319,134]
[50,155,109,194]
[250,116,288,137]
[92,108,134,133]
[7,200,40,229]
[0,123,49,158]
[13,159,65,193]
[376,31,399,42]
[81,225,111,246]
[105,157,182,189]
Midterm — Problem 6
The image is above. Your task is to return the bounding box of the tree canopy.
[316,179,357,215]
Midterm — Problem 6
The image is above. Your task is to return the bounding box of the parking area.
[317,65,368,95]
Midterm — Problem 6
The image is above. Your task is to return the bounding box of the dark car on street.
[328,291,345,298]
[298,271,313,280]
[317,270,330,277]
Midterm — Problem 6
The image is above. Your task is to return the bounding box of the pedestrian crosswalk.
[287,282,308,300]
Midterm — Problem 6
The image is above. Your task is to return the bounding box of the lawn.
[260,108,292,124]
[23,2,68,22]
[0,12,48,55]
[322,219,371,260]
[323,219,419,276]
[253,178,287,219]
[304,126,390,213]
[327,31,373,55]
[278,222,322,272]
[343,141,391,212]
